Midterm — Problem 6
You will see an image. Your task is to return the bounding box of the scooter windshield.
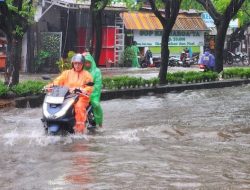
[45,86,70,104]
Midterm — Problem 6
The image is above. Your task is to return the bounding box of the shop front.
[121,11,208,58]
[134,30,205,57]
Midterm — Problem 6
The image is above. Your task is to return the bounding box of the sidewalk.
[0,65,200,82]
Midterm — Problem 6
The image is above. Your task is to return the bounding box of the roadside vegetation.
[1,67,250,98]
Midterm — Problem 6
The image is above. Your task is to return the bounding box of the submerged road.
[1,85,250,189]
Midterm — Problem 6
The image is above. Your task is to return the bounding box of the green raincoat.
[84,53,103,126]
[131,45,140,68]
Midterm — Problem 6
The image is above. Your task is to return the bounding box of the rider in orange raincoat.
[48,54,93,133]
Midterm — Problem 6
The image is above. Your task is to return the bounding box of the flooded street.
[1,85,250,189]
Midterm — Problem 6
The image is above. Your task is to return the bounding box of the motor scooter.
[180,52,191,67]
[199,64,214,72]
[168,56,181,67]
[41,83,96,135]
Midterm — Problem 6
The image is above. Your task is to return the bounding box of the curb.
[101,79,250,100]
[0,99,14,108]
[11,79,250,108]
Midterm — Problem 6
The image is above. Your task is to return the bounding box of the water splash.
[26,101,31,108]
[3,128,90,147]
[3,127,19,146]
[102,128,143,143]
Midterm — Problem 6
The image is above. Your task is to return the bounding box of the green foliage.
[40,32,62,63]
[11,80,48,97]
[181,0,203,10]
[223,67,250,79]
[102,77,114,89]
[67,51,76,59]
[34,50,52,72]
[56,51,75,72]
[0,81,9,97]
[102,71,220,90]
[167,73,177,84]
[212,0,231,13]
[15,25,24,37]
[168,71,219,84]
[119,46,136,67]
[6,0,35,36]
[238,1,250,26]
[103,76,157,90]
[113,0,138,9]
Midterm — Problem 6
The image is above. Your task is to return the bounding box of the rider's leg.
[74,98,89,133]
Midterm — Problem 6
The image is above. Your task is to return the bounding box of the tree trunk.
[4,37,13,86]
[4,38,22,85]
[215,21,229,73]
[27,24,35,72]
[159,28,170,84]
[93,10,103,66]
[12,38,22,85]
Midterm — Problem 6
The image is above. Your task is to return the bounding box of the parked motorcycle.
[198,64,214,72]
[168,56,181,67]
[224,51,249,65]
[180,52,191,67]
[140,50,154,68]
[241,52,249,65]
[140,56,150,68]
[189,54,199,65]
[41,84,96,135]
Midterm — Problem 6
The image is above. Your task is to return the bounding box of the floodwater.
[1,85,250,189]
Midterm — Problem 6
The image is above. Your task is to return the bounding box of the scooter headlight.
[48,124,60,133]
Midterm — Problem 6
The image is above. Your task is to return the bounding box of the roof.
[44,0,126,10]
[121,12,209,31]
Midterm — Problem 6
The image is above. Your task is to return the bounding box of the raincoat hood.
[204,51,210,56]
[84,53,97,76]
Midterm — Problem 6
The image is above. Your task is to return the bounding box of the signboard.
[134,30,205,47]
[201,12,239,28]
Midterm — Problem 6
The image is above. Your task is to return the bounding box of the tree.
[226,1,250,52]
[195,0,246,73]
[90,0,109,65]
[148,0,182,84]
[0,0,34,86]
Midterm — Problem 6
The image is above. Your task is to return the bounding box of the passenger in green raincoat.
[83,53,103,127]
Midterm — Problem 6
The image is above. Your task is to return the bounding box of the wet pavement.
[1,84,250,189]
[0,66,200,82]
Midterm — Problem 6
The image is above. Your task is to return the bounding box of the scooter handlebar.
[43,86,90,97]
[71,88,90,98]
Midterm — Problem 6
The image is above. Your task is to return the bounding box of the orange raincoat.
[51,69,93,133]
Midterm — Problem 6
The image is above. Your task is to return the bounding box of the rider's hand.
[43,85,52,92]
[71,88,82,94]
[80,88,87,95]
[69,88,75,93]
